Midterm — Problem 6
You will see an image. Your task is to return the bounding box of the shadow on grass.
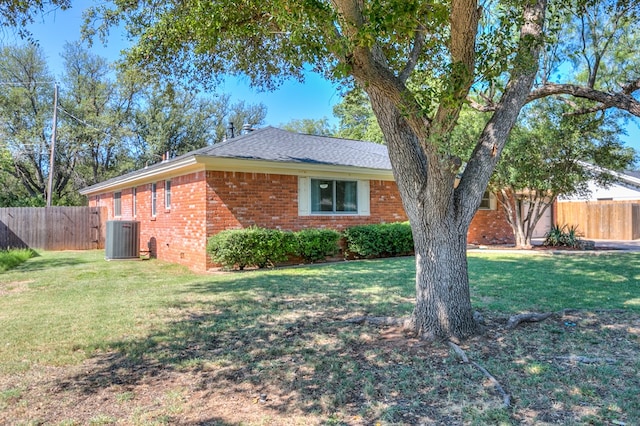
[53,260,449,423]
[12,254,88,272]
[52,253,640,424]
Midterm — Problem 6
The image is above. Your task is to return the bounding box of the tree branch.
[468,98,495,112]
[506,312,553,329]
[526,80,640,117]
[458,0,547,223]
[399,25,426,83]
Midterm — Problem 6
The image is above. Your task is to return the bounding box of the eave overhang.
[79,155,396,196]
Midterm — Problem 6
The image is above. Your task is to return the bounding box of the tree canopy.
[0,43,267,206]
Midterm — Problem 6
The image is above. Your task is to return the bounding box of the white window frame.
[165,180,171,210]
[132,187,137,217]
[151,182,157,217]
[113,191,122,217]
[298,177,370,216]
[479,190,497,210]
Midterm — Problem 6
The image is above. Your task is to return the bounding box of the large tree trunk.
[368,91,480,340]
[408,215,479,340]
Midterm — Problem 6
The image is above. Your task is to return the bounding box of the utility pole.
[46,83,58,207]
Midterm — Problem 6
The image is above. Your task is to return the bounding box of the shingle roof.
[80,127,391,194]
[624,169,640,180]
[189,126,391,169]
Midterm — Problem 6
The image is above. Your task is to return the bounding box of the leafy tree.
[0,0,70,39]
[281,117,334,136]
[88,0,640,340]
[0,44,57,205]
[491,101,636,248]
[59,42,141,195]
[213,98,267,143]
[333,87,383,143]
[132,87,266,166]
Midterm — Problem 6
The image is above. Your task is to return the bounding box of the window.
[113,191,122,217]
[311,179,357,213]
[479,190,496,210]
[132,187,137,217]
[299,177,370,216]
[165,180,171,209]
[151,183,157,216]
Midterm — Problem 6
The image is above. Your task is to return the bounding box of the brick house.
[80,127,512,271]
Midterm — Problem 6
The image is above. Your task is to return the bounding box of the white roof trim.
[80,155,395,195]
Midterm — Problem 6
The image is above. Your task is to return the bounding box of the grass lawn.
[0,250,638,425]
[0,249,36,273]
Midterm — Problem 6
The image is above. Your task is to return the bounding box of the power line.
[0,81,55,86]
[56,105,110,135]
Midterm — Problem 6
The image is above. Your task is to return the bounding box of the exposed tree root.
[506,311,554,329]
[555,355,617,364]
[343,316,411,328]
[448,342,511,408]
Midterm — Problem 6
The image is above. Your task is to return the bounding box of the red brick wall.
[89,171,210,272]
[467,206,514,245]
[89,169,514,271]
[204,171,407,235]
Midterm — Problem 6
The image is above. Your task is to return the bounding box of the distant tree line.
[0,43,267,206]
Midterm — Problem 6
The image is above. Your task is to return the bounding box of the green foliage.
[207,227,296,270]
[0,249,36,272]
[0,0,70,39]
[280,117,335,136]
[332,87,384,143]
[488,98,636,248]
[543,224,582,248]
[493,100,635,198]
[207,227,341,269]
[343,222,414,258]
[0,44,56,205]
[294,229,340,262]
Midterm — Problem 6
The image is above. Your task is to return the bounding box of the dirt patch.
[0,280,33,296]
[1,310,638,425]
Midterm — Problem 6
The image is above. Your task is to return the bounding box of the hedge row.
[207,222,414,270]
[207,227,341,270]
[343,222,414,257]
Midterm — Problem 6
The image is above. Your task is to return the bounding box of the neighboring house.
[80,127,512,271]
[555,168,640,240]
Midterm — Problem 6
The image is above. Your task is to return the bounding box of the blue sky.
[21,6,343,128]
[15,4,640,154]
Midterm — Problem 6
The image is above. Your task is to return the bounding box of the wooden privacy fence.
[0,206,105,251]
[556,202,640,240]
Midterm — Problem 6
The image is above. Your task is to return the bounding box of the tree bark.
[408,219,479,340]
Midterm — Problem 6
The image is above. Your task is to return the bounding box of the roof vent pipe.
[242,123,254,134]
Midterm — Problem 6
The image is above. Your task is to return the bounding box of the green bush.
[343,222,414,258]
[294,229,341,262]
[543,224,582,248]
[207,227,296,270]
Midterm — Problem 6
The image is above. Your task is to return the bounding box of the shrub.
[207,227,296,270]
[543,224,582,248]
[294,229,341,262]
[343,222,414,258]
